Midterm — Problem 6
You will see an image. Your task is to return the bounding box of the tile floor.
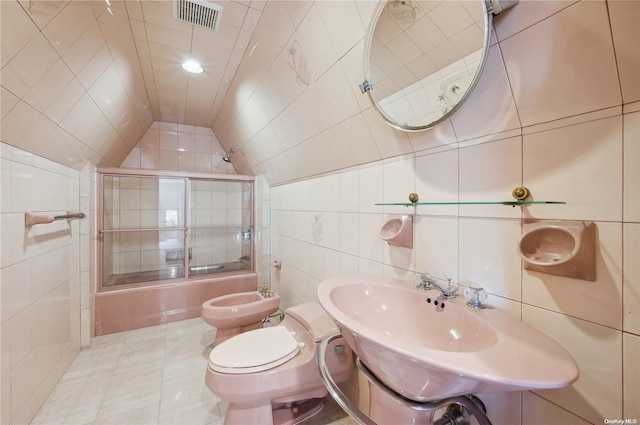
[31,318,356,425]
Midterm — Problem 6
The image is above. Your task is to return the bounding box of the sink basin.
[317,275,578,402]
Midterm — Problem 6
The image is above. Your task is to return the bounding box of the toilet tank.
[285,302,339,343]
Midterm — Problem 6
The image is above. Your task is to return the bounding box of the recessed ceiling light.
[182,60,204,74]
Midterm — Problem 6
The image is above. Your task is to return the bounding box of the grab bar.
[317,334,377,425]
[99,227,187,233]
[25,211,86,227]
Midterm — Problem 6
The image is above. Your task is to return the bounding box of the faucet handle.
[259,286,274,298]
[414,272,431,290]
[445,276,458,289]
[464,285,488,309]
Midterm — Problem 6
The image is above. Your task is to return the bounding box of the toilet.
[202,290,280,346]
[205,301,354,425]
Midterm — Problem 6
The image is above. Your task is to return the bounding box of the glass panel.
[99,173,255,289]
[102,230,185,287]
[189,180,253,276]
[102,175,186,230]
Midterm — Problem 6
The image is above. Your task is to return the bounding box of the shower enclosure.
[98,169,255,290]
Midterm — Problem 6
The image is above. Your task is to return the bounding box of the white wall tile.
[382,156,415,214]
[294,5,338,84]
[358,163,384,214]
[339,114,381,165]
[311,174,340,213]
[623,111,640,222]
[2,33,59,99]
[623,223,640,334]
[459,137,522,219]
[479,391,522,425]
[338,169,359,213]
[317,63,361,133]
[339,213,359,256]
[459,217,522,300]
[414,216,458,282]
[524,116,623,222]
[450,45,521,141]
[318,212,340,251]
[362,108,413,159]
[316,1,366,60]
[0,144,80,424]
[1,0,634,423]
[623,332,640,421]
[523,305,622,424]
[259,2,635,422]
[339,252,359,275]
[522,392,590,425]
[357,213,384,264]
[415,149,458,216]
[408,119,458,153]
[358,256,384,276]
[608,1,640,104]
[0,0,39,68]
[500,1,621,127]
[493,1,578,42]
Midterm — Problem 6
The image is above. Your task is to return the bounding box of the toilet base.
[224,399,323,425]
[273,399,324,425]
[214,321,263,346]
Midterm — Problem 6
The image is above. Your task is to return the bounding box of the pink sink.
[317,275,578,402]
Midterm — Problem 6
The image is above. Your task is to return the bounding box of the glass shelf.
[375,201,566,207]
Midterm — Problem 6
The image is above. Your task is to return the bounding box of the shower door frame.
[97,167,256,292]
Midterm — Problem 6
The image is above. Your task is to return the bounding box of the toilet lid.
[208,326,301,374]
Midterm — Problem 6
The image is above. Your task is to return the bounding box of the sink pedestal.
[369,382,437,424]
[317,275,578,425]
[358,359,493,425]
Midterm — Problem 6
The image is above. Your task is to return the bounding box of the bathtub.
[95,273,257,335]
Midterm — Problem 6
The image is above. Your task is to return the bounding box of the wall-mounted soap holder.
[380,215,413,248]
[518,220,596,281]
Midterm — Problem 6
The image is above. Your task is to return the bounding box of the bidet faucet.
[259,286,275,298]
[415,273,458,298]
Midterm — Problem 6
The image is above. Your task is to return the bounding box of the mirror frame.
[361,0,494,132]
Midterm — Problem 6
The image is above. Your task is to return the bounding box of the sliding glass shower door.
[99,170,254,290]
[188,180,253,276]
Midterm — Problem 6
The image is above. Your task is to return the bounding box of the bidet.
[201,291,280,345]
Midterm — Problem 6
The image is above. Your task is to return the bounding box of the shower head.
[223,148,235,162]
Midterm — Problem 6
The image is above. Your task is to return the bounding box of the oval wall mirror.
[360,0,517,132]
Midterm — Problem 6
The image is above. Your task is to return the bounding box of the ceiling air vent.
[173,0,223,31]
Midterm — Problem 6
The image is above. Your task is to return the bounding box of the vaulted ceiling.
[128,0,263,126]
[1,0,264,169]
[4,0,637,186]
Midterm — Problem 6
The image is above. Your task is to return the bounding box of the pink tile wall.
[0,143,82,425]
[121,121,236,174]
[235,1,640,424]
[0,0,153,170]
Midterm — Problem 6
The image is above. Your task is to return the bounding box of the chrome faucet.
[415,273,458,298]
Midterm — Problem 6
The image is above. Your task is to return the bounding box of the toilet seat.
[209,326,301,374]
